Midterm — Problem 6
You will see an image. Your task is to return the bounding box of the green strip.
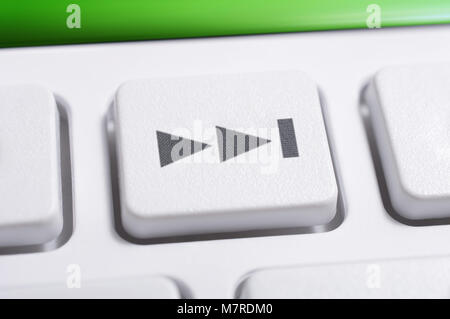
[1,0,450,48]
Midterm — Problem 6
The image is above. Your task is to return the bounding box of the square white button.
[114,71,338,238]
[0,85,63,247]
[366,65,450,220]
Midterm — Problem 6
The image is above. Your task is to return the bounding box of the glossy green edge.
[1,0,450,48]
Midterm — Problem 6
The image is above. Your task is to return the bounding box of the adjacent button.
[114,71,338,239]
[0,276,180,299]
[239,258,450,298]
[365,65,450,220]
[0,85,63,247]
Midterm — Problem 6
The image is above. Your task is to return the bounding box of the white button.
[365,65,450,220]
[0,276,180,299]
[239,258,450,298]
[0,85,63,247]
[114,71,338,239]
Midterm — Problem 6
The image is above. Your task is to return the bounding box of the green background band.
[1,0,450,48]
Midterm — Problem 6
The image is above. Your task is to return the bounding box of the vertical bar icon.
[278,118,299,158]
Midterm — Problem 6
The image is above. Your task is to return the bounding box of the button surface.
[114,71,338,239]
[0,85,63,247]
[239,258,450,298]
[0,276,180,299]
[366,65,450,220]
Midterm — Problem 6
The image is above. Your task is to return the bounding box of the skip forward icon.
[156,118,299,167]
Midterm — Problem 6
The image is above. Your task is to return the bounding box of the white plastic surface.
[114,72,337,238]
[366,66,450,220]
[0,276,180,299]
[239,257,450,298]
[0,26,450,298]
[0,85,63,247]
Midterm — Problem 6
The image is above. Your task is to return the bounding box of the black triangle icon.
[156,131,211,167]
[216,126,271,162]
